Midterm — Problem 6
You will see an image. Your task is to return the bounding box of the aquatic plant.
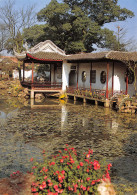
[30,145,112,194]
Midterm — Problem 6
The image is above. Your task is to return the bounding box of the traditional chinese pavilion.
[15,40,137,104]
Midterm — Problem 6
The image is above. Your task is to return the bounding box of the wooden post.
[23,61,25,82]
[77,63,79,89]
[32,62,34,84]
[112,62,114,96]
[126,70,128,95]
[106,62,109,99]
[90,62,92,91]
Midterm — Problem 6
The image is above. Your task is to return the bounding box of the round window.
[100,71,106,84]
[82,71,86,82]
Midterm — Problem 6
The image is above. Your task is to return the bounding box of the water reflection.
[0,97,137,194]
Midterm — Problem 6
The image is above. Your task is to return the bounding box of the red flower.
[86,177,90,182]
[31,187,37,192]
[70,158,74,164]
[30,157,34,162]
[80,162,84,166]
[77,165,80,169]
[39,184,44,190]
[44,176,47,180]
[107,163,112,170]
[86,154,90,158]
[60,159,64,163]
[48,182,53,187]
[88,149,93,154]
[93,160,100,170]
[86,169,89,173]
[83,186,86,191]
[91,180,96,185]
[54,184,58,189]
[50,162,55,166]
[42,181,46,188]
[56,170,60,174]
[61,170,65,175]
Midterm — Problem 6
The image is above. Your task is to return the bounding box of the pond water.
[0,95,137,194]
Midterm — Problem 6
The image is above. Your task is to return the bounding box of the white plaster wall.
[78,63,90,88]
[65,61,136,96]
[13,69,36,79]
[62,60,71,91]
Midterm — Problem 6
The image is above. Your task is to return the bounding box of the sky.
[0,0,137,52]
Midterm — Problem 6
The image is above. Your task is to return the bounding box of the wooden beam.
[106,62,109,99]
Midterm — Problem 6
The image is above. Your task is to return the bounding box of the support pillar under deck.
[30,90,34,99]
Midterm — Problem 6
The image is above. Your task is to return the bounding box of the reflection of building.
[15,40,137,98]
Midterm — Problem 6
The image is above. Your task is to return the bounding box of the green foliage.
[31,145,112,194]
[23,25,46,47]
[23,0,134,53]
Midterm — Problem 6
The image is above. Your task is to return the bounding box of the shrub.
[31,145,112,195]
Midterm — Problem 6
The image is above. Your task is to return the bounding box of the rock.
[35,93,45,100]
[0,173,35,195]
[97,179,116,195]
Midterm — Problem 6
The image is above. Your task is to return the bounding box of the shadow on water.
[0,96,137,194]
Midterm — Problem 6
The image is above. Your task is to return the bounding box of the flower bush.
[31,145,112,195]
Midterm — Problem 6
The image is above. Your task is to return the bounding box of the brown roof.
[66,51,137,62]
[27,52,66,61]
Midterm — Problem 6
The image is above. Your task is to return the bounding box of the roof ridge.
[105,51,113,58]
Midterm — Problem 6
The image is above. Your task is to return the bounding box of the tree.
[23,0,134,54]
[0,0,36,53]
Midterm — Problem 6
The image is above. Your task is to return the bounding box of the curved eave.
[14,49,27,61]
[27,53,63,62]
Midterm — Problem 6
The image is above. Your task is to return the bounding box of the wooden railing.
[21,81,62,89]
[66,87,126,100]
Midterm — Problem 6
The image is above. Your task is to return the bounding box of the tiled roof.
[27,52,66,61]
[66,52,109,61]
[106,51,137,62]
[66,51,137,62]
